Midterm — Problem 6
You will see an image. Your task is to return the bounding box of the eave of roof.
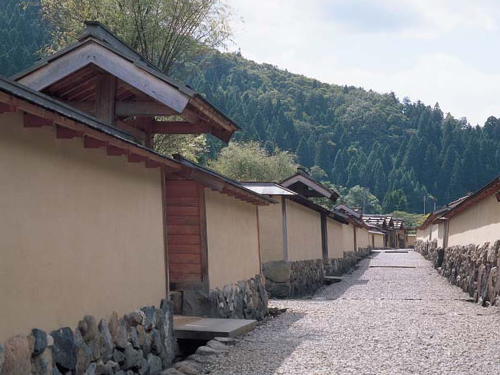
[443,176,500,219]
[418,193,474,230]
[173,155,275,205]
[0,76,269,206]
[334,204,362,219]
[1,75,142,145]
[241,182,297,196]
[280,171,340,201]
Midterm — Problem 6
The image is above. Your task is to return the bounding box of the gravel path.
[207,250,500,375]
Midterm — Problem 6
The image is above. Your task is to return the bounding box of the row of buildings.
[416,177,500,249]
[415,176,500,306]
[0,22,407,373]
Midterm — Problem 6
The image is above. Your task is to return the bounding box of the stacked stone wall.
[178,275,268,322]
[415,239,500,306]
[209,275,268,321]
[323,248,372,276]
[262,259,323,298]
[0,299,176,375]
[263,249,372,298]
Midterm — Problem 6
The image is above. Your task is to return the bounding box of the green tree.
[41,0,232,75]
[340,185,382,214]
[309,166,328,181]
[295,136,313,167]
[208,141,298,181]
[0,0,50,76]
[154,134,207,162]
[382,189,408,213]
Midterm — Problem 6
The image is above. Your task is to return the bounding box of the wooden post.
[95,74,117,125]
[138,116,154,148]
[282,197,289,262]
[353,225,357,252]
[256,206,262,273]
[161,168,170,296]
[198,184,210,293]
[321,213,328,260]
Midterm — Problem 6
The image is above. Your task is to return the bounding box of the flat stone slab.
[372,250,409,254]
[174,317,257,340]
[324,276,343,285]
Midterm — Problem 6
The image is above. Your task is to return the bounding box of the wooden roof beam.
[188,98,234,133]
[0,102,16,114]
[62,100,177,117]
[24,112,53,128]
[115,101,177,117]
[56,125,83,139]
[84,136,108,149]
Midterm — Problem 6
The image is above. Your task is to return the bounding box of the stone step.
[324,276,343,285]
[174,316,257,340]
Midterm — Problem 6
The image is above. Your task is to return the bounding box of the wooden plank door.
[165,180,208,291]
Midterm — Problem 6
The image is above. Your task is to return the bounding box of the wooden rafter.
[84,136,108,149]
[0,103,17,114]
[56,125,83,139]
[24,113,53,128]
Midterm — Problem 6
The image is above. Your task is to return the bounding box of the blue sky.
[229,0,500,125]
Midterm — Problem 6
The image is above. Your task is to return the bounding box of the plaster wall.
[372,233,385,248]
[286,200,322,261]
[416,226,431,242]
[342,223,355,253]
[356,227,371,249]
[327,217,344,259]
[448,194,500,247]
[205,189,261,289]
[256,199,284,263]
[0,113,165,341]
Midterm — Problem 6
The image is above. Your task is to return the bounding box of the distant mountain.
[2,1,499,213]
[182,51,500,212]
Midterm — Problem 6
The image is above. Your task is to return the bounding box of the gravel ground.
[207,250,500,375]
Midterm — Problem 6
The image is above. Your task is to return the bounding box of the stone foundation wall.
[323,248,372,276]
[414,240,441,265]
[0,299,176,375]
[263,259,324,298]
[415,239,500,306]
[177,275,269,321]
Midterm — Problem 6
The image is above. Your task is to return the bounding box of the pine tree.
[314,138,334,174]
[295,136,313,167]
[346,163,359,188]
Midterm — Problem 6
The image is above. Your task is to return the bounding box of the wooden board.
[165,179,206,290]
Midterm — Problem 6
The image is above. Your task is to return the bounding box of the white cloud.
[325,53,500,125]
[227,0,500,125]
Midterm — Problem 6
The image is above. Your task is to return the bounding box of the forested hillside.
[182,51,500,212]
[0,0,49,77]
[1,1,500,213]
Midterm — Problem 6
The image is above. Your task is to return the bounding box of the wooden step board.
[174,316,257,340]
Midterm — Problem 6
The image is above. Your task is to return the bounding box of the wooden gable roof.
[280,168,340,202]
[12,21,238,144]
